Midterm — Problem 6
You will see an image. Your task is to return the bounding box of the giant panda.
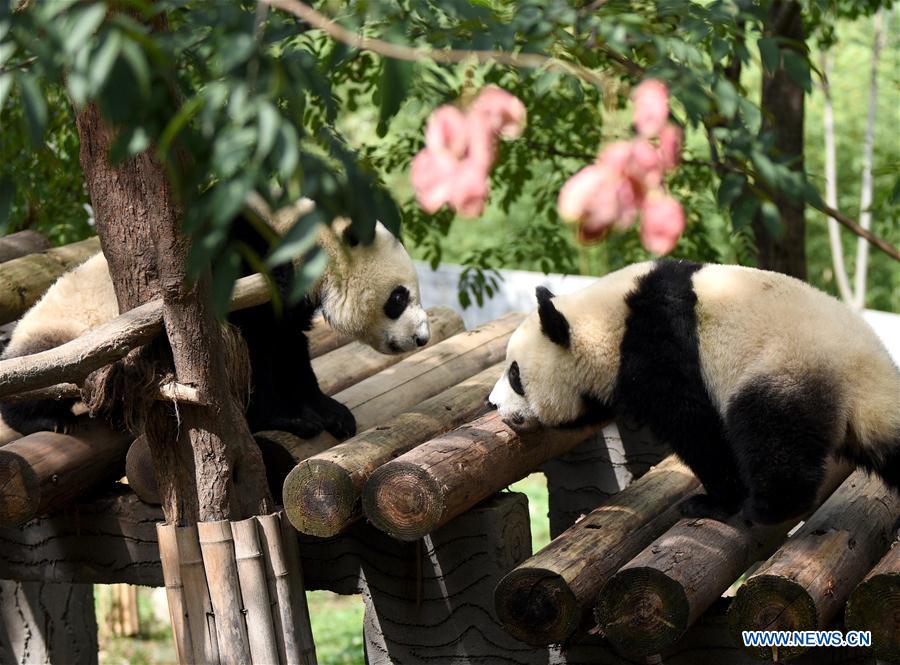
[488,259,900,524]
[1,211,430,439]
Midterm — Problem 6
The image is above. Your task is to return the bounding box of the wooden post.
[0,580,98,665]
[362,411,604,541]
[845,541,900,661]
[0,231,50,264]
[312,306,464,395]
[728,469,900,661]
[283,363,502,537]
[0,421,131,526]
[0,237,100,325]
[593,462,851,658]
[494,456,699,645]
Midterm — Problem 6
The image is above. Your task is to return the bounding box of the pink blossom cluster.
[411,86,526,218]
[557,79,686,255]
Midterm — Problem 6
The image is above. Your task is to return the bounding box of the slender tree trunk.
[821,52,854,303]
[75,101,271,525]
[752,1,806,279]
[852,9,884,309]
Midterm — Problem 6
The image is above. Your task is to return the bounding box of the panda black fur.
[1,211,430,439]
[489,259,900,524]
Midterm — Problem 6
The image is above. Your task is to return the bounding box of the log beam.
[727,469,900,661]
[0,231,50,264]
[494,455,699,645]
[362,411,605,541]
[845,541,900,661]
[283,363,502,537]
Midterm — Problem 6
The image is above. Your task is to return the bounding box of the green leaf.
[759,201,782,237]
[210,247,241,318]
[267,209,323,267]
[714,78,738,119]
[757,37,779,74]
[108,126,151,164]
[717,173,746,208]
[288,247,328,303]
[89,31,122,94]
[0,73,11,110]
[17,73,48,147]
[782,50,812,92]
[377,58,413,137]
[0,176,14,231]
[750,148,779,187]
[64,5,106,54]
[255,102,280,162]
[120,39,150,97]
[730,191,759,230]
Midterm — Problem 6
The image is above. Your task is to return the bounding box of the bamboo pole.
[157,523,194,664]
[197,520,252,665]
[727,469,900,661]
[312,306,464,395]
[0,230,50,264]
[0,421,131,526]
[845,541,900,660]
[0,237,100,324]
[278,511,317,665]
[494,456,700,645]
[362,411,605,541]
[283,363,502,537]
[233,518,281,665]
[593,462,851,658]
[176,525,220,665]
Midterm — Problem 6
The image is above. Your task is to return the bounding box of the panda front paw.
[313,394,356,440]
[678,494,737,522]
[264,395,356,441]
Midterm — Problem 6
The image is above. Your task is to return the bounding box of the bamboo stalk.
[283,363,502,537]
[258,513,306,665]
[197,520,252,665]
[362,411,605,541]
[312,306,464,395]
[158,523,193,664]
[232,518,281,665]
[845,541,900,660]
[728,469,900,660]
[494,456,700,645]
[278,511,317,665]
[176,524,221,665]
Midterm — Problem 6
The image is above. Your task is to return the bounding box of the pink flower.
[628,139,663,189]
[425,105,469,158]
[557,165,610,222]
[632,79,670,139]
[640,192,685,255]
[597,141,633,173]
[464,110,498,173]
[410,149,458,213]
[658,123,683,171]
[450,160,491,218]
[471,85,527,139]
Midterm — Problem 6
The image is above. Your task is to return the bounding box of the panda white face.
[488,287,589,431]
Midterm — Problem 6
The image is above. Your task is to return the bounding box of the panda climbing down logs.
[1,210,430,439]
[488,259,900,524]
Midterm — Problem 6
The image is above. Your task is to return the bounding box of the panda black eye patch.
[383,286,410,320]
[508,361,525,396]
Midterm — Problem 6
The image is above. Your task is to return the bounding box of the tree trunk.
[752,1,806,279]
[75,100,271,525]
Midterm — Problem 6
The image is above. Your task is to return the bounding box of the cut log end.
[0,449,40,525]
[845,570,900,660]
[282,460,356,538]
[593,567,690,658]
[362,462,442,541]
[727,575,818,661]
[494,567,579,645]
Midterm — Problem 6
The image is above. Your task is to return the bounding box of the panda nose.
[415,334,429,347]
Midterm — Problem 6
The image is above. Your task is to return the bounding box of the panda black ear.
[342,224,360,247]
[536,286,570,348]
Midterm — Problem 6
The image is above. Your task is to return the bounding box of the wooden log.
[198,521,252,665]
[158,523,194,665]
[0,420,131,526]
[312,306,464,395]
[494,455,700,645]
[125,434,158,504]
[362,411,606,541]
[845,541,900,661]
[727,469,900,661]
[307,315,352,359]
[177,525,220,665]
[289,312,523,459]
[594,462,852,658]
[283,363,502,537]
[0,579,98,665]
[0,237,100,325]
[0,230,51,264]
[0,271,269,400]
[232,518,280,665]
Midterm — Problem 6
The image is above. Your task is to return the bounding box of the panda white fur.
[489,259,900,524]
[1,213,430,439]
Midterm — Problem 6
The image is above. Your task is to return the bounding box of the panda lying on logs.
[1,212,430,439]
[489,260,900,524]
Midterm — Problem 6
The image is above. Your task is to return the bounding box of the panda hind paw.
[678,494,737,523]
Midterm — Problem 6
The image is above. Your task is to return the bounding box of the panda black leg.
[726,376,836,525]
[0,399,78,436]
[673,441,747,521]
